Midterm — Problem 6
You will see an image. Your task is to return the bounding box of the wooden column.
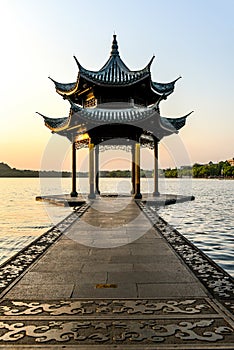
[131,144,135,194]
[134,142,142,199]
[153,140,160,196]
[70,141,78,197]
[95,144,100,194]
[88,142,96,199]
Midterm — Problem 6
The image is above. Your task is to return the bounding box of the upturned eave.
[48,77,78,96]
[164,111,194,131]
[36,112,71,132]
[151,76,181,96]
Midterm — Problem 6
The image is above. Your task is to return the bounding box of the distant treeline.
[0,163,153,178]
[0,163,70,178]
[164,161,234,178]
[100,170,153,178]
[0,160,233,178]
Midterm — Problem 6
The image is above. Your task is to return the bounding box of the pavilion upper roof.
[49,35,180,99]
[74,35,154,86]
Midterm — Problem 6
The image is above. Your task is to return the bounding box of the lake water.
[0,177,233,277]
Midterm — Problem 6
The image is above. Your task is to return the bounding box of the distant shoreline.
[0,161,233,179]
[0,176,233,180]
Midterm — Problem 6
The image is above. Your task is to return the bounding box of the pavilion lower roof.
[37,103,192,140]
[70,103,154,123]
[36,113,68,129]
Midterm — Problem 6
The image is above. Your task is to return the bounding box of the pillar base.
[70,191,78,197]
[153,191,160,197]
[134,193,142,199]
[88,193,96,199]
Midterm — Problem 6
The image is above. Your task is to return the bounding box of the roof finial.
[110,34,119,56]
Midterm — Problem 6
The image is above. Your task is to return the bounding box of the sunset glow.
[1,0,234,171]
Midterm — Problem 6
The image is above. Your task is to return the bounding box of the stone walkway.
[0,197,233,348]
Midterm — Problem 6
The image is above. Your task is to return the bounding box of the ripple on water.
[157,179,234,277]
[0,235,36,265]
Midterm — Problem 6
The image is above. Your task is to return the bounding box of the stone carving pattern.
[0,204,89,293]
[223,301,234,316]
[0,299,210,316]
[138,202,234,300]
[0,319,232,343]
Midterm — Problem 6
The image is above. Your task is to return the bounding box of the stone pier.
[0,197,233,348]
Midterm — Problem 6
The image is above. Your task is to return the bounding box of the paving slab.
[109,254,180,263]
[9,271,107,285]
[137,282,207,298]
[72,282,138,298]
[6,283,74,299]
[81,262,134,273]
[30,261,84,272]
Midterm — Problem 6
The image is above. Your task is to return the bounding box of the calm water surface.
[157,178,234,277]
[0,177,233,277]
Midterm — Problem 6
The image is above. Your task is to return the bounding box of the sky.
[0,0,234,171]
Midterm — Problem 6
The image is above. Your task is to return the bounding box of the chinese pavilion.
[38,35,192,199]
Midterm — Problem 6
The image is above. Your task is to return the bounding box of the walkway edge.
[0,203,89,298]
[137,201,234,316]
